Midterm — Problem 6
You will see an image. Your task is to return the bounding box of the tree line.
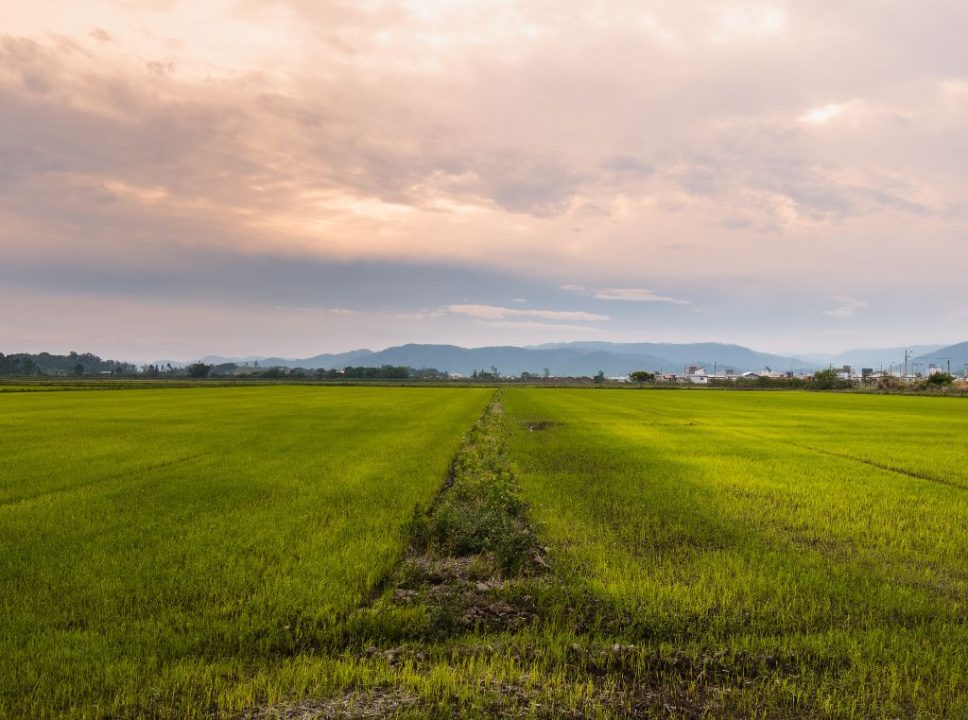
[0,352,451,380]
[0,352,137,376]
[143,363,449,380]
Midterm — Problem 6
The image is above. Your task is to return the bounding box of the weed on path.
[249,394,715,719]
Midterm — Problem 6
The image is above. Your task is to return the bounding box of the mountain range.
[797,345,944,372]
[197,342,804,376]
[187,340,968,377]
[912,341,968,375]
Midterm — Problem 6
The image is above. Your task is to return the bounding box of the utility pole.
[903,348,910,378]
[933,357,952,376]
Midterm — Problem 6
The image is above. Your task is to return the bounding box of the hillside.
[913,341,968,374]
[200,342,818,376]
[800,345,946,371]
[187,342,968,378]
[533,341,815,373]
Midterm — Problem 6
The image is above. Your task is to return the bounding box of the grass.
[503,388,968,718]
[4,385,968,718]
[0,385,489,718]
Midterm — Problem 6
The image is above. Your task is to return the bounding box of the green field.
[503,389,968,717]
[3,386,968,718]
[0,386,490,717]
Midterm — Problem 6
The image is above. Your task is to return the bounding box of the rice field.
[503,388,968,717]
[0,386,489,718]
[3,385,968,718]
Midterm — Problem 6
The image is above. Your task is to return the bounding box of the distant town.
[624,360,965,386]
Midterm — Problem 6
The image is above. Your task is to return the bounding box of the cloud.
[475,320,608,333]
[799,103,845,125]
[392,309,447,321]
[2,2,968,355]
[594,288,689,304]
[562,285,689,304]
[444,304,610,323]
[823,296,870,319]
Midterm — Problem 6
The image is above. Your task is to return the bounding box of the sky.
[2,0,967,361]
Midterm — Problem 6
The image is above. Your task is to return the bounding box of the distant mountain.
[194,342,816,376]
[18,340,967,378]
[167,341,968,378]
[913,341,968,375]
[257,349,374,369]
[358,344,674,376]
[800,345,946,371]
[532,342,816,374]
[193,350,374,369]
[198,354,274,365]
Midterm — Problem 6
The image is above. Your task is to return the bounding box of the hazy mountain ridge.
[100,340,968,377]
[913,341,968,374]
[532,342,815,373]
[182,342,821,375]
[799,345,946,371]
[195,350,374,368]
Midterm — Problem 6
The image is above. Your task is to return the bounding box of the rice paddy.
[0,386,489,718]
[2,385,967,718]
[503,388,968,717]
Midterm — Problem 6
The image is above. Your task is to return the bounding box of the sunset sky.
[2,1,966,360]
